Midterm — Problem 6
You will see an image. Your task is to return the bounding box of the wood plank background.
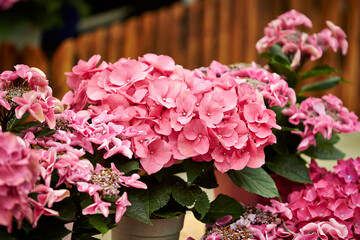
[1,0,359,115]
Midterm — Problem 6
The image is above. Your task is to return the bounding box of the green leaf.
[147,178,171,213]
[114,160,140,174]
[300,76,344,93]
[125,194,151,225]
[171,180,195,207]
[35,127,57,138]
[201,194,244,224]
[190,186,210,220]
[88,215,111,235]
[52,198,77,221]
[303,134,345,160]
[7,112,30,131]
[183,159,212,184]
[227,167,280,199]
[266,154,311,183]
[153,197,187,218]
[12,121,41,132]
[300,65,338,79]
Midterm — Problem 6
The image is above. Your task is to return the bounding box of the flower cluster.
[0,64,63,129]
[62,54,282,174]
[195,158,360,239]
[283,94,360,151]
[0,65,146,239]
[256,9,348,69]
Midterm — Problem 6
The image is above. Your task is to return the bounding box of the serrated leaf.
[227,167,280,199]
[125,194,151,225]
[153,196,187,218]
[266,154,311,183]
[7,112,30,131]
[88,215,110,235]
[190,186,210,220]
[147,178,171,213]
[171,180,195,207]
[303,134,345,160]
[201,194,244,224]
[300,76,343,93]
[183,159,211,184]
[300,65,338,79]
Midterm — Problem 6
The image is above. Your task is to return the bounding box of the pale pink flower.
[82,192,111,217]
[115,192,131,222]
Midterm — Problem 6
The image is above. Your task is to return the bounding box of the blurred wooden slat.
[169,2,187,67]
[107,22,124,62]
[91,27,108,58]
[231,0,244,63]
[156,7,172,56]
[202,0,218,66]
[218,0,232,64]
[21,46,49,75]
[123,17,140,59]
[139,11,158,56]
[244,0,258,63]
[76,33,92,61]
[0,43,19,71]
[187,1,203,68]
[51,39,75,99]
[341,0,360,113]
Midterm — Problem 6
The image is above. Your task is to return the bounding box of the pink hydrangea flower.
[283,94,360,151]
[0,131,39,232]
[256,9,348,69]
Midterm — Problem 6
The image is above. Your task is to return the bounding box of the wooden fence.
[0,0,359,115]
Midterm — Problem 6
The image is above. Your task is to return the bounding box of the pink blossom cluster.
[0,65,63,129]
[257,158,360,239]
[226,62,296,107]
[282,94,360,151]
[24,117,147,224]
[196,158,360,239]
[0,131,68,233]
[62,54,281,174]
[256,9,348,69]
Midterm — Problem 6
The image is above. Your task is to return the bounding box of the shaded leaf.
[52,198,77,221]
[183,159,212,184]
[266,154,311,183]
[201,194,244,224]
[7,112,30,131]
[227,167,280,199]
[190,186,210,220]
[300,76,344,93]
[88,215,111,235]
[124,194,151,225]
[171,180,195,207]
[303,134,345,160]
[300,65,338,79]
